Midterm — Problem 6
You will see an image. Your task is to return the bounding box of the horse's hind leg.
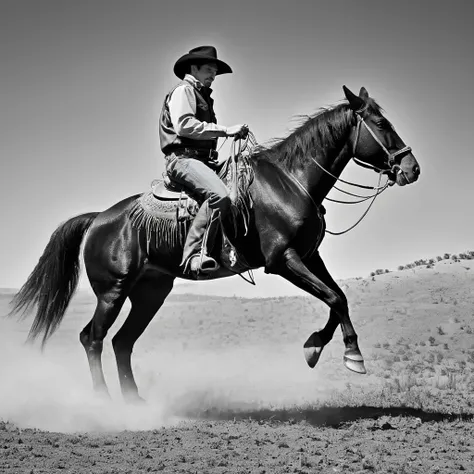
[80,286,128,398]
[112,273,175,403]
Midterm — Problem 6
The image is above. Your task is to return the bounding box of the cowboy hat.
[173,46,233,79]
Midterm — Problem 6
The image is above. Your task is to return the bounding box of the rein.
[299,110,411,235]
[235,112,409,241]
[310,156,388,191]
[325,172,388,235]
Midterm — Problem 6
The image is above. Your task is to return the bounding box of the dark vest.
[159,78,218,155]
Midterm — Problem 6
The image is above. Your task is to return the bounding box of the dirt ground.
[2,260,474,473]
[2,411,474,474]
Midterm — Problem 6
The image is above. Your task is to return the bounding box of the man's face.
[191,63,218,87]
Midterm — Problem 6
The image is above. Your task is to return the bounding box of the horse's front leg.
[277,248,365,374]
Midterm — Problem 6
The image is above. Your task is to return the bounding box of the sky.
[1,0,473,295]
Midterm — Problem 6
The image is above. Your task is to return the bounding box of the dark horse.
[11,86,420,403]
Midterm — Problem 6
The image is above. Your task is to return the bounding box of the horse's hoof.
[343,352,367,374]
[303,332,324,368]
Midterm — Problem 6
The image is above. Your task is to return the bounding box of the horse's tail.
[10,212,100,346]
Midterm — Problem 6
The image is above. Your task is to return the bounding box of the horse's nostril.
[413,165,420,176]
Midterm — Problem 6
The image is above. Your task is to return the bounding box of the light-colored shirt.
[168,74,228,140]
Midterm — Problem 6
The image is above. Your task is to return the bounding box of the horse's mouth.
[396,171,408,186]
[384,170,400,187]
[387,168,410,187]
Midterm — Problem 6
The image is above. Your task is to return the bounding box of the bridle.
[351,109,412,173]
[230,109,413,239]
[310,109,412,191]
[308,108,413,235]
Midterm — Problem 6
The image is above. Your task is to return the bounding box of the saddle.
[152,175,184,200]
[147,153,254,276]
[151,158,228,201]
[152,174,195,201]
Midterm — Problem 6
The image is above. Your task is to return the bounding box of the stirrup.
[189,254,220,275]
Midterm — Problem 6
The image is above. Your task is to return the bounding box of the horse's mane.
[253,98,383,167]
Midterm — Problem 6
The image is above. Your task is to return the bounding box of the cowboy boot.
[181,202,221,275]
[200,207,222,266]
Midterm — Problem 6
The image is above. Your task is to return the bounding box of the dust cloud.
[0,316,339,433]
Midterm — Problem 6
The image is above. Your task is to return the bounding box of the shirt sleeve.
[168,84,228,140]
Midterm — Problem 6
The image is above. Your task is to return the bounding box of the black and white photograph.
[1,0,473,472]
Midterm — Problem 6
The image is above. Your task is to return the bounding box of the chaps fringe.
[129,195,190,252]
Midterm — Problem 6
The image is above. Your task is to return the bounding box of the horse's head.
[343,85,420,186]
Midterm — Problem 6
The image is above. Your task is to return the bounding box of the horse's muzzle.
[394,155,420,186]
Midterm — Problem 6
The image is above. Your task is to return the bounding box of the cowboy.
[159,46,248,276]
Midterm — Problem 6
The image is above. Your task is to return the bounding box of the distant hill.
[3,258,473,348]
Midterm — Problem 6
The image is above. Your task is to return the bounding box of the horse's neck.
[252,107,354,206]
[274,128,352,207]
[306,143,353,203]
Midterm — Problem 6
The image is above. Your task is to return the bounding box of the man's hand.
[226,124,249,139]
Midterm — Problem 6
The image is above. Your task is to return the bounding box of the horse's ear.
[343,85,365,112]
[358,87,369,99]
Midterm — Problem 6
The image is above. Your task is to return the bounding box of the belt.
[170,148,218,161]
